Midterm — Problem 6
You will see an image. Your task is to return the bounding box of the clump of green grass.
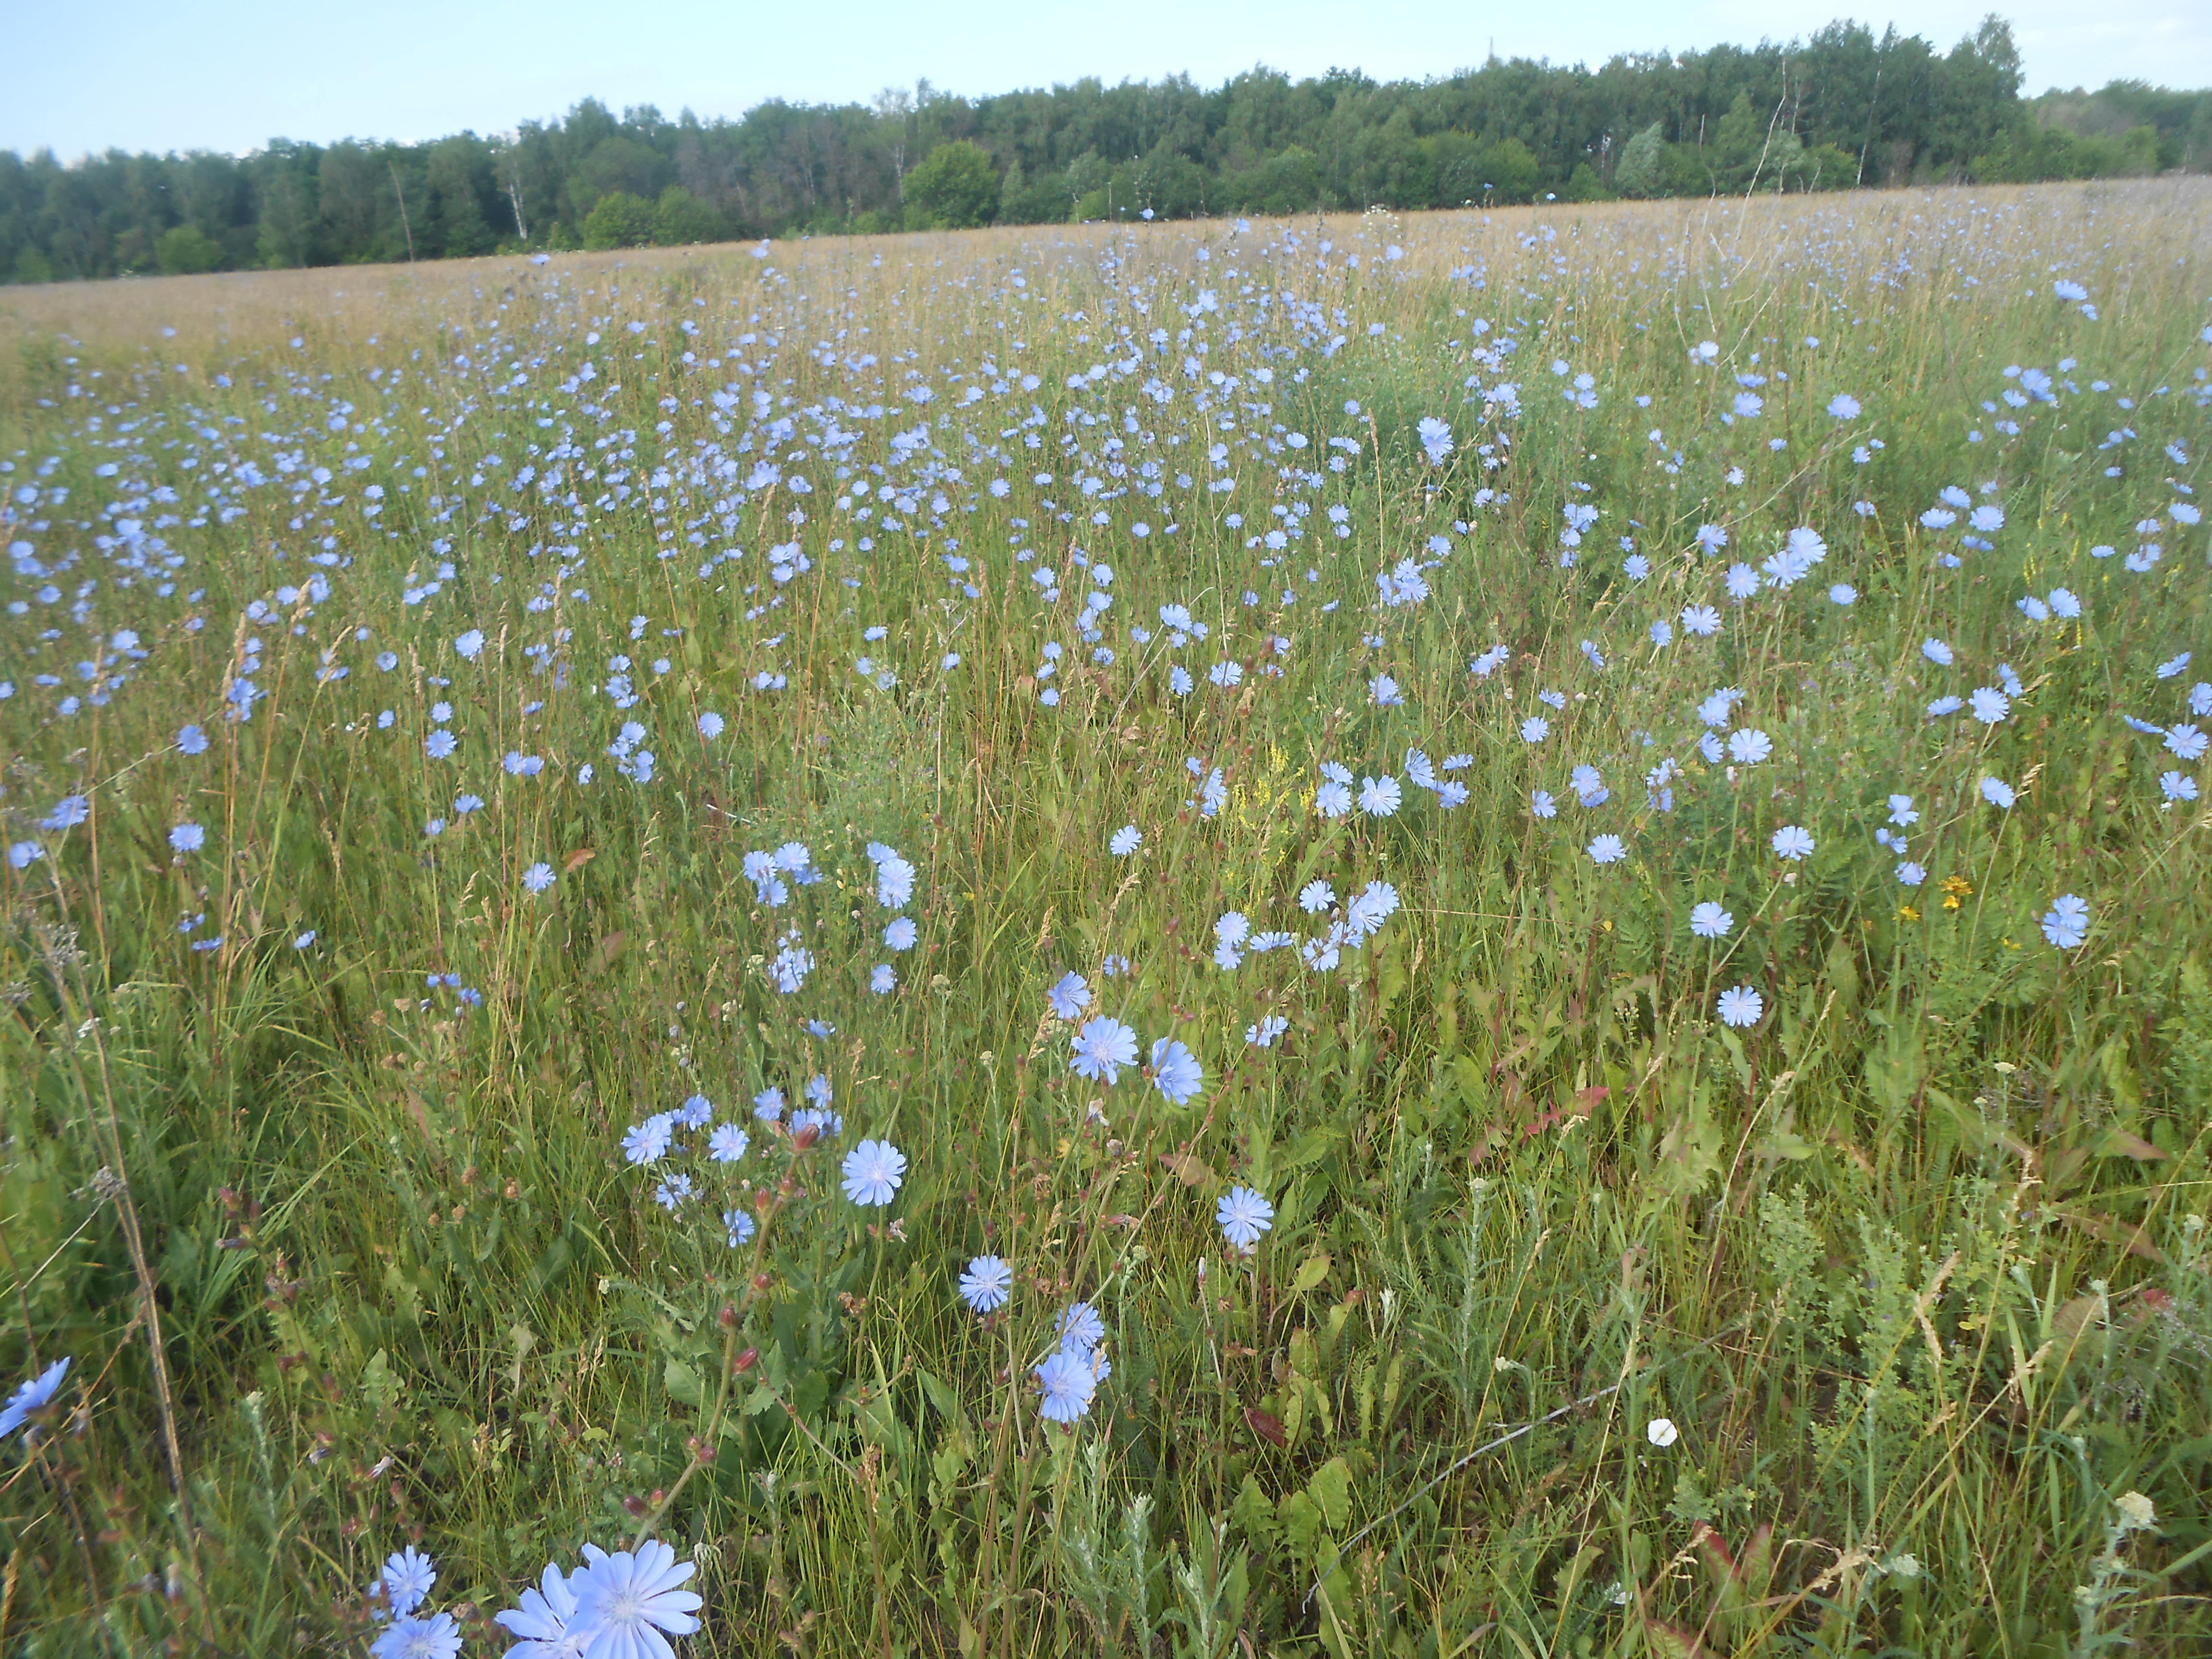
[3,182,2211,1656]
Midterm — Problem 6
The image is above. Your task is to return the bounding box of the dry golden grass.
[6,179,2202,402]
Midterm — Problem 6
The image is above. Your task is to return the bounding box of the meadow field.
[2,180,2211,1657]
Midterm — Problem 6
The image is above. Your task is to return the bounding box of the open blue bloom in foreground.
[1150,1038,1204,1104]
[565,1541,703,1656]
[959,1255,1013,1313]
[1358,775,1402,816]
[522,862,556,894]
[1727,728,1772,764]
[1981,777,2017,809]
[1690,901,1732,939]
[1110,825,1142,855]
[2041,893,2091,950]
[622,1115,672,1166]
[1058,1300,1106,1352]
[1771,826,1815,860]
[842,1139,906,1206]
[866,842,916,908]
[492,1563,577,1654]
[1047,972,1090,1020]
[369,1611,460,1659]
[380,1546,436,1619]
[1717,985,1765,1028]
[1217,1186,1274,1251]
[0,1357,70,1437]
[1037,1346,1097,1423]
[1071,1017,1139,1085]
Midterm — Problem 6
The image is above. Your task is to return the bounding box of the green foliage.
[998,157,1074,225]
[2032,78,2212,170]
[1614,123,1666,198]
[1227,145,1322,214]
[1976,120,2163,182]
[581,190,656,249]
[1484,136,1544,204]
[651,184,726,245]
[568,134,669,225]
[1564,161,1613,202]
[155,223,225,275]
[903,140,998,229]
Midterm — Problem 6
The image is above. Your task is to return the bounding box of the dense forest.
[4,14,2207,282]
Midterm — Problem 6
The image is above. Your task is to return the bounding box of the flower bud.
[733,1346,760,1373]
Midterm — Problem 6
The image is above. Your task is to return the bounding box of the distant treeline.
[5,15,2207,282]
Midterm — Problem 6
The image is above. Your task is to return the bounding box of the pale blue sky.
[8,0,2207,158]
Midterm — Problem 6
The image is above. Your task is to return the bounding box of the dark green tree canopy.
[903,140,999,228]
[580,191,655,250]
[1,14,2201,282]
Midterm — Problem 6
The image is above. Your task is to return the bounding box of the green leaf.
[1758,1127,1815,1162]
[1160,1151,1216,1187]
[1306,1456,1352,1532]
[1281,1125,1343,1173]
[917,1366,962,1421]
[664,1358,705,1408]
[361,1349,398,1415]
[1717,1026,1752,1092]
[2090,1125,2167,1161]
[1277,1490,1322,1561]
[1231,1473,1278,1546]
